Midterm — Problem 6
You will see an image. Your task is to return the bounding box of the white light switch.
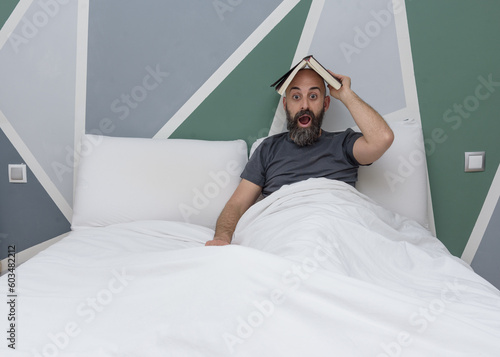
[8,164,27,183]
[469,155,483,170]
[465,152,485,172]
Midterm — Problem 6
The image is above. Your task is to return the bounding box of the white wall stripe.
[0,110,73,222]
[462,164,500,264]
[392,0,422,125]
[0,0,33,51]
[269,0,325,136]
[73,0,90,201]
[0,232,68,275]
[392,0,436,236]
[153,0,301,140]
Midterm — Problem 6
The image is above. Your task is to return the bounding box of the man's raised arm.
[205,179,262,246]
[328,71,394,165]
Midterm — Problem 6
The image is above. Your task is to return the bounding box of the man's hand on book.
[327,71,352,101]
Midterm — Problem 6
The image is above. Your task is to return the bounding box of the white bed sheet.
[1,179,500,356]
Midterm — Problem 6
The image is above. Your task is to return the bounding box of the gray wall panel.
[0,0,78,205]
[85,0,282,138]
[0,129,70,260]
[471,198,500,290]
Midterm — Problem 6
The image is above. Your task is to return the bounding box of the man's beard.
[286,107,325,147]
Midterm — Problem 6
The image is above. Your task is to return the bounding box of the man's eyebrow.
[289,86,321,91]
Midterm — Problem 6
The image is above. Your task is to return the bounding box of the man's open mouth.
[298,114,312,127]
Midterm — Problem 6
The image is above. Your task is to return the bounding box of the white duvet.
[1,178,500,356]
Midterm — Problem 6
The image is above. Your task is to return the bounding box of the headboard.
[72,119,430,232]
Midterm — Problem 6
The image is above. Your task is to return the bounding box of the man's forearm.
[212,202,245,244]
[336,87,394,164]
[340,89,392,143]
[206,179,262,246]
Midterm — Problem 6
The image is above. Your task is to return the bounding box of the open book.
[270,55,342,95]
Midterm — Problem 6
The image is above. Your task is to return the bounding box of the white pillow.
[71,135,248,230]
[249,118,429,228]
[356,118,429,228]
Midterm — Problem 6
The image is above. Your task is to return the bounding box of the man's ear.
[323,95,331,111]
[282,96,287,110]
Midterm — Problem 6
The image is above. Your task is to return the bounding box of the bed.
[1,119,500,356]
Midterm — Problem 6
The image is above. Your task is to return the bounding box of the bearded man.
[205,68,394,246]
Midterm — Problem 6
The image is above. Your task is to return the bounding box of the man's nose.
[300,98,309,110]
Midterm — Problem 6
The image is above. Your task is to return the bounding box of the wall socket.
[8,164,27,183]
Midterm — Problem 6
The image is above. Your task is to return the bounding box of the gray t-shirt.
[241,129,364,197]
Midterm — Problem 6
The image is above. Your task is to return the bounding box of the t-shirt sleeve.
[342,128,367,166]
[240,142,266,187]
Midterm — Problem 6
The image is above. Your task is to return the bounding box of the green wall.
[171,0,312,148]
[406,0,500,256]
[0,0,18,29]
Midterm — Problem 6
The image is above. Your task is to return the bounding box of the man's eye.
[310,93,318,99]
[292,94,300,100]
